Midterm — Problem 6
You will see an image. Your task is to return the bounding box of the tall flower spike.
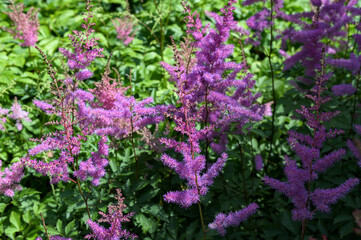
[59,0,103,77]
[161,0,262,154]
[264,53,359,222]
[3,0,39,47]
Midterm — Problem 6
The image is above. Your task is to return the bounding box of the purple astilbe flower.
[76,66,164,139]
[279,0,361,78]
[208,203,259,236]
[331,83,356,96]
[264,57,359,223]
[243,0,284,46]
[254,154,263,171]
[0,160,24,197]
[112,16,137,45]
[8,97,31,131]
[24,0,109,186]
[3,1,39,47]
[74,136,109,186]
[85,189,137,240]
[59,0,103,75]
[161,0,262,153]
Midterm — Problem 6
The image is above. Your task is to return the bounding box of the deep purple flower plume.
[264,57,359,221]
[209,203,259,236]
[331,83,356,96]
[255,154,263,171]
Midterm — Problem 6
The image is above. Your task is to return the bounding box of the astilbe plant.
[264,56,359,239]
[112,16,137,45]
[85,189,137,240]
[2,0,39,47]
[161,0,263,155]
[280,0,361,81]
[161,0,259,238]
[20,0,109,220]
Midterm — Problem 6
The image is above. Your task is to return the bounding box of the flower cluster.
[112,16,137,45]
[0,98,31,131]
[161,0,262,154]
[208,203,259,236]
[85,189,137,240]
[4,0,39,47]
[264,58,359,221]
[0,160,24,197]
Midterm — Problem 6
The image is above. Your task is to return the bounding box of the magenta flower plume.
[209,203,259,236]
[59,0,103,76]
[264,57,359,221]
[4,1,39,47]
[161,0,262,153]
[85,189,138,240]
[112,16,137,45]
[25,0,109,186]
[0,160,24,197]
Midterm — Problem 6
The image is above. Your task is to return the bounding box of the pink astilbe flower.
[264,57,359,221]
[4,1,39,47]
[112,16,137,45]
[208,203,259,236]
[85,189,137,240]
[0,160,24,197]
[36,236,72,240]
[8,98,31,131]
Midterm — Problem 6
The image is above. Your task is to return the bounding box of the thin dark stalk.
[237,140,248,204]
[267,0,276,173]
[76,178,91,219]
[349,72,360,137]
[28,46,40,89]
[40,212,50,240]
[128,69,139,179]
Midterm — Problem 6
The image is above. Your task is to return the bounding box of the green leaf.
[0,203,7,213]
[22,211,31,224]
[57,219,63,233]
[46,225,61,235]
[65,219,75,236]
[339,221,353,238]
[9,211,21,231]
